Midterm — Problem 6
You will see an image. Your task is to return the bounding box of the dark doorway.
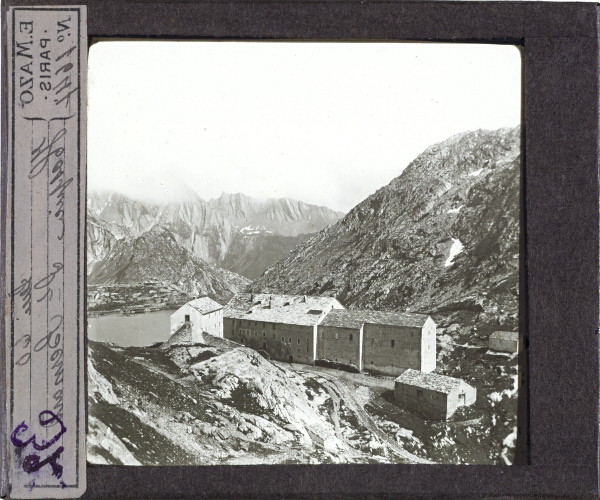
[458,393,465,405]
[185,314,190,322]
[288,356,294,363]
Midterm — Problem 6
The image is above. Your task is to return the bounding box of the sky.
[88,41,521,213]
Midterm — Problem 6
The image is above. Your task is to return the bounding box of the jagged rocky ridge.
[252,126,521,331]
[87,190,343,280]
[209,192,344,237]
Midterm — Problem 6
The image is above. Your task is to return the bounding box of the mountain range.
[208,192,344,237]
[87,190,344,282]
[252,126,521,333]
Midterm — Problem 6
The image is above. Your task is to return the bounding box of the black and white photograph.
[86,41,522,466]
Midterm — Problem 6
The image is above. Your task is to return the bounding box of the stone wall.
[394,381,448,420]
[489,337,518,354]
[394,379,477,420]
[420,317,436,372]
[363,324,422,376]
[201,309,223,339]
[224,317,315,364]
[445,381,477,418]
[317,325,363,370]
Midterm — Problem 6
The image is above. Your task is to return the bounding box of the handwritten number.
[22,446,64,479]
[14,335,31,366]
[11,410,66,451]
[16,352,31,366]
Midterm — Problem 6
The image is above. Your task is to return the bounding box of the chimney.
[303,295,307,303]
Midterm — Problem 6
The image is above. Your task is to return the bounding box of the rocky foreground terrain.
[88,332,517,465]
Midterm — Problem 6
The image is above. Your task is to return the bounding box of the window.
[297,338,301,344]
[391,340,395,348]
[238,328,242,334]
[263,341,267,349]
[349,334,353,341]
[273,333,275,339]
[289,337,292,344]
[335,332,339,340]
[282,336,285,343]
[306,346,309,353]
[185,314,190,322]
[263,331,265,337]
[254,330,258,336]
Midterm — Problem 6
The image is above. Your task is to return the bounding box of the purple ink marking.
[11,411,67,480]
[11,410,66,451]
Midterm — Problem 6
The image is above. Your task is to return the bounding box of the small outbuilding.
[394,369,476,420]
[170,297,223,341]
[489,331,519,354]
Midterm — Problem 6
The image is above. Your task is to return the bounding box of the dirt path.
[286,364,432,464]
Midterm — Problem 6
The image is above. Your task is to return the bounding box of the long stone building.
[223,293,344,365]
[317,309,436,375]
[221,292,436,375]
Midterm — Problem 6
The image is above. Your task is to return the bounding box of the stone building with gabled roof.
[394,369,476,420]
[489,330,519,354]
[170,296,224,341]
[222,292,436,373]
[223,293,344,364]
[317,309,436,375]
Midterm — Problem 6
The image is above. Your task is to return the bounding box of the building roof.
[319,309,366,329]
[395,369,471,394]
[224,293,344,326]
[160,324,192,350]
[490,331,519,341]
[184,297,223,315]
[319,309,430,329]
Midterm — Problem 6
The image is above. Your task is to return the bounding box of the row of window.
[321,332,353,341]
[240,337,311,354]
[319,334,422,349]
[231,320,306,331]
[236,328,426,352]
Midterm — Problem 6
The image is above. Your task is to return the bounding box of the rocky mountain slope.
[88,225,249,308]
[209,192,344,237]
[87,190,343,279]
[252,127,521,333]
[88,337,431,465]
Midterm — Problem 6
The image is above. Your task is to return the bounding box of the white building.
[170,297,224,341]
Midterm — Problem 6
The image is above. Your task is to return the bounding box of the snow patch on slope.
[445,239,464,267]
[447,205,463,214]
[468,168,484,177]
